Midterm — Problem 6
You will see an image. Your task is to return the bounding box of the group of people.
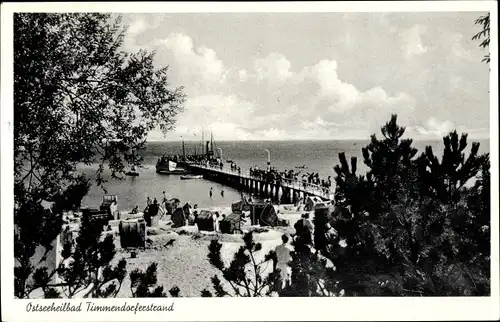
[141,196,163,226]
[195,156,224,169]
[300,173,332,193]
[229,161,242,174]
[247,166,333,194]
[274,212,339,291]
[208,187,225,198]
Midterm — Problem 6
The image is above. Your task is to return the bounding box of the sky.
[119,12,491,141]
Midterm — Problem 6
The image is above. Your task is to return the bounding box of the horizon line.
[147,137,491,143]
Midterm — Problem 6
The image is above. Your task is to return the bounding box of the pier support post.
[277,186,283,202]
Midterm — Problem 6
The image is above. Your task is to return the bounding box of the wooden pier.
[186,164,334,203]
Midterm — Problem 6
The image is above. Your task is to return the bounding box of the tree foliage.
[324,115,491,296]
[280,235,341,297]
[56,215,127,298]
[258,115,491,297]
[202,232,281,297]
[472,12,490,63]
[202,116,489,297]
[130,263,181,298]
[14,13,186,298]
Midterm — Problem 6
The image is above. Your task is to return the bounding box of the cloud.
[401,25,428,58]
[411,117,456,138]
[160,34,226,94]
[449,33,476,62]
[121,15,485,141]
[168,43,415,139]
[254,53,292,82]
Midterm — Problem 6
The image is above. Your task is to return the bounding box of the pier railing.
[190,163,334,200]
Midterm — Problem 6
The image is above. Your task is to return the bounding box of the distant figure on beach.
[274,234,292,290]
[302,213,313,245]
[294,213,313,246]
[108,200,118,219]
[325,223,339,252]
[145,199,159,227]
[294,214,305,237]
[221,189,224,197]
[162,191,168,204]
[209,187,213,198]
[213,212,220,232]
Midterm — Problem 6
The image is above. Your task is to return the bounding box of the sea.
[79,139,490,211]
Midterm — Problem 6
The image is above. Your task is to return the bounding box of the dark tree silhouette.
[202,232,281,297]
[130,263,181,298]
[14,13,186,298]
[284,115,491,296]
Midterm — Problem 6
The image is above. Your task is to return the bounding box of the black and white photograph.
[1,1,499,321]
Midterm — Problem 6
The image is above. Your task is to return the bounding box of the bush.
[202,232,281,297]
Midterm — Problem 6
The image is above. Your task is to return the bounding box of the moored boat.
[180,174,203,180]
[156,158,186,174]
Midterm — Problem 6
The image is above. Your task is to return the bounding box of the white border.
[1,2,499,321]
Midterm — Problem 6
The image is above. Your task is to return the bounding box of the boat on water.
[158,128,222,171]
[295,165,308,169]
[180,174,203,180]
[156,158,186,174]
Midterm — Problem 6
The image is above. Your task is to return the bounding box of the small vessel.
[156,158,186,174]
[226,159,233,163]
[295,165,308,169]
[180,174,203,180]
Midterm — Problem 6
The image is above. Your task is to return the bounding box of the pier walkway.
[187,163,334,202]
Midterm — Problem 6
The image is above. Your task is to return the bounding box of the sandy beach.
[110,206,307,297]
